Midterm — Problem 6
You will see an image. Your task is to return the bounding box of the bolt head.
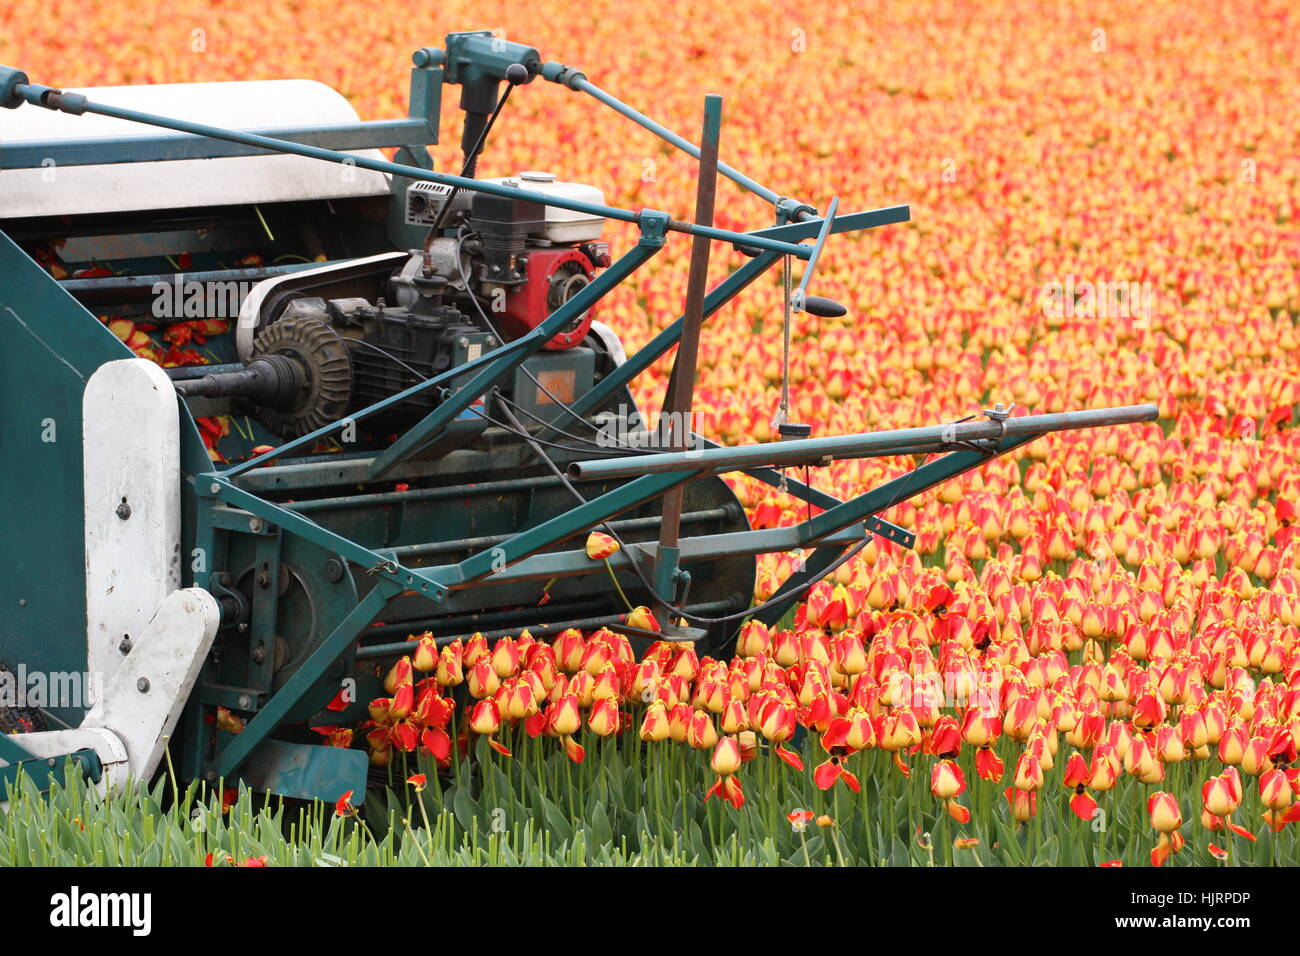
[137,677,150,693]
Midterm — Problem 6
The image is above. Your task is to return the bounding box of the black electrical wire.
[492,388,656,455]
[430,76,520,235]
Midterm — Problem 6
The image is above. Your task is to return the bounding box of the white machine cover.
[0,80,391,217]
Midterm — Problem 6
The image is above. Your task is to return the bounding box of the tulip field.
[5,0,1300,868]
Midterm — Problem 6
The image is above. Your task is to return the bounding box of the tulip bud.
[1147,791,1183,833]
[436,641,464,687]
[490,637,522,679]
[1259,769,1294,811]
[757,698,796,743]
[1088,746,1122,791]
[548,693,583,737]
[1004,786,1038,822]
[463,632,489,668]
[591,664,622,702]
[589,697,620,737]
[468,658,500,699]
[411,634,438,672]
[931,759,966,800]
[585,531,619,560]
[711,736,743,776]
[1202,773,1240,816]
[736,619,771,658]
[688,710,720,750]
[1240,737,1274,776]
[1013,751,1044,791]
[384,656,414,695]
[721,699,749,734]
[640,701,671,742]
[626,606,659,632]
[502,679,538,720]
[552,628,586,674]
[1218,725,1247,764]
[469,699,501,735]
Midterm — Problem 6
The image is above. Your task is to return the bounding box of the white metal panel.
[236,250,408,360]
[0,80,391,217]
[82,587,220,785]
[83,358,181,705]
[4,587,219,796]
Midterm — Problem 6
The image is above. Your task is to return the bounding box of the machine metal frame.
[0,32,1157,801]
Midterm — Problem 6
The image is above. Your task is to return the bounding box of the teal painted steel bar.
[0,733,36,764]
[203,476,448,600]
[219,334,535,479]
[748,204,910,243]
[213,587,392,778]
[428,468,707,588]
[0,119,434,168]
[754,544,846,629]
[459,523,864,587]
[0,750,103,794]
[570,404,1160,481]
[564,74,781,206]
[801,439,1033,543]
[368,235,665,478]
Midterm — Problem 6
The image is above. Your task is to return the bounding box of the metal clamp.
[982,402,1016,438]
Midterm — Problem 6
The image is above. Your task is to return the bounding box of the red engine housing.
[497,247,597,350]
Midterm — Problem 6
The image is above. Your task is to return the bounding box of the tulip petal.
[1226,820,1257,842]
[723,775,745,810]
[487,738,513,758]
[840,769,862,794]
[813,760,842,791]
[562,734,586,764]
[524,711,547,739]
[775,744,805,771]
[975,748,1005,782]
[945,799,971,824]
[420,728,451,765]
[1069,791,1099,821]
[1151,834,1173,867]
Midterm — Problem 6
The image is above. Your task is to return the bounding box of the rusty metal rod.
[655,95,722,598]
